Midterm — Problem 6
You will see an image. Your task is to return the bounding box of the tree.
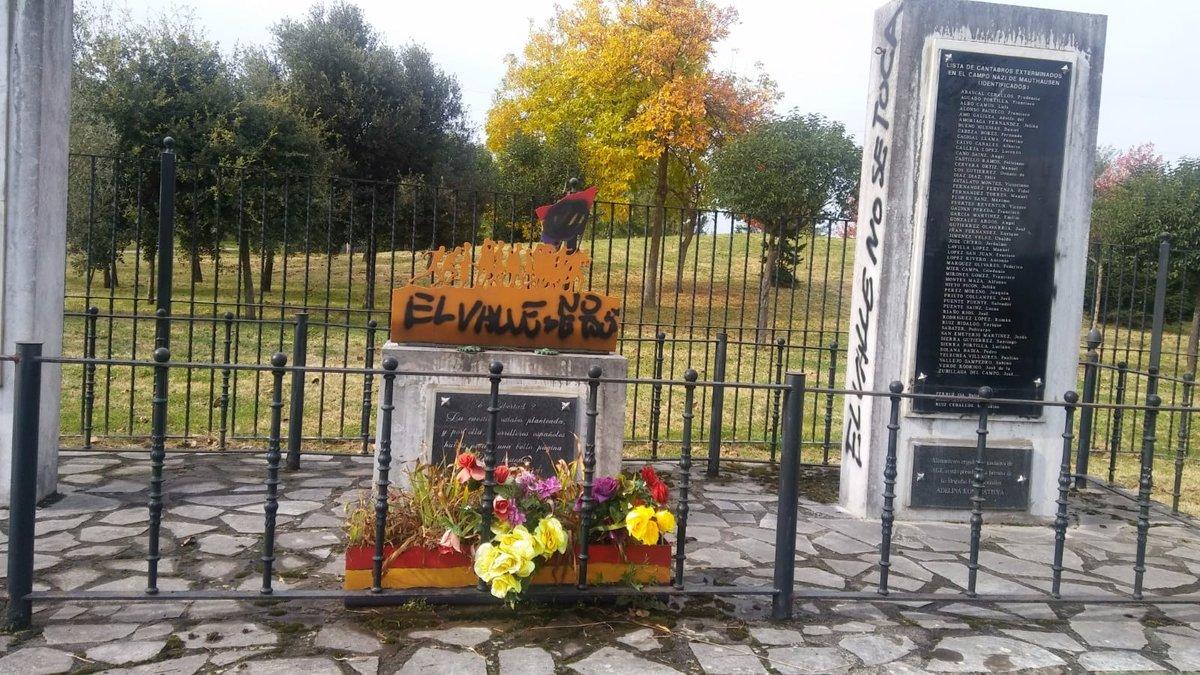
[74,9,239,291]
[216,47,331,316]
[1089,143,1166,326]
[1094,154,1200,375]
[710,113,859,341]
[273,2,470,281]
[496,129,584,205]
[273,3,465,182]
[486,0,775,307]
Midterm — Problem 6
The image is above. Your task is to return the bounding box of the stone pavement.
[2,450,1200,673]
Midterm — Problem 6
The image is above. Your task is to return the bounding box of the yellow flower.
[533,516,569,558]
[625,504,660,545]
[489,573,520,599]
[473,543,502,582]
[497,526,539,563]
[654,509,676,535]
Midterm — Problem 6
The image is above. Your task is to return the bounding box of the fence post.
[6,343,43,631]
[82,306,99,449]
[218,312,234,451]
[1074,328,1101,487]
[577,366,602,589]
[1173,373,1195,514]
[285,312,308,471]
[372,357,398,592]
[706,332,728,477]
[155,138,175,350]
[769,338,786,463]
[360,319,378,456]
[674,369,697,590]
[261,353,286,594]
[772,371,805,621]
[877,381,903,595]
[146,345,170,594]
[1108,361,1128,484]
[1133,233,1170,600]
[822,341,838,465]
[1052,390,1079,599]
[649,332,665,460]
[966,386,992,598]
[477,361,502,593]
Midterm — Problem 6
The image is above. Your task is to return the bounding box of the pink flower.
[533,477,562,500]
[438,529,463,553]
[515,470,539,494]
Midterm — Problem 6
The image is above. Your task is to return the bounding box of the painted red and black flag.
[536,186,597,251]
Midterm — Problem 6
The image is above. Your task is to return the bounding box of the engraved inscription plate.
[914,50,1072,416]
[909,444,1032,510]
[431,392,578,474]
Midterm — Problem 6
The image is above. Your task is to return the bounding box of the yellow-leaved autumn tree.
[487,0,775,306]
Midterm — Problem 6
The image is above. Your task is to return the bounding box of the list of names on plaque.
[914,50,1072,415]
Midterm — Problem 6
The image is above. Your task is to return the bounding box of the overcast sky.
[123,0,1198,161]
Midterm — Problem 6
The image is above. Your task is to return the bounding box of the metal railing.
[7,340,1200,629]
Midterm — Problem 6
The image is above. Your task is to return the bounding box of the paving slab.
[499,647,556,675]
[397,647,487,675]
[688,642,767,674]
[926,636,1065,672]
[569,646,682,674]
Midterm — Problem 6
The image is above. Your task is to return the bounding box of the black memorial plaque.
[909,443,1032,510]
[431,391,578,475]
[913,49,1073,416]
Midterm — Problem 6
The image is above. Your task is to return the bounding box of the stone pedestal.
[0,0,73,501]
[839,0,1106,521]
[377,343,627,485]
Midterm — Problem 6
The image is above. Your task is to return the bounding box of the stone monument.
[379,187,626,483]
[0,0,72,501]
[840,0,1106,520]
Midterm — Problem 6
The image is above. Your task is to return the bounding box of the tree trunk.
[190,251,203,284]
[110,260,119,289]
[675,210,699,291]
[238,230,257,320]
[1187,283,1200,377]
[102,265,112,290]
[642,148,669,309]
[261,249,274,294]
[1090,260,1105,328]
[147,255,156,303]
[756,231,782,344]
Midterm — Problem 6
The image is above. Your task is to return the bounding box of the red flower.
[494,464,511,484]
[640,465,661,487]
[493,497,512,520]
[651,481,669,505]
[455,453,485,483]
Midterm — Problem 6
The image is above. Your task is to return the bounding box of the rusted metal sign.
[389,239,621,352]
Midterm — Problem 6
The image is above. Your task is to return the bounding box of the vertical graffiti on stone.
[843,6,901,468]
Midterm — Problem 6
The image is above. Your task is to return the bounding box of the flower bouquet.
[343,451,676,601]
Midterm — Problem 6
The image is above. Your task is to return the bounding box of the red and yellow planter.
[344,544,672,590]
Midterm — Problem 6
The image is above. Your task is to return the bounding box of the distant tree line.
[70,1,496,314]
[1089,143,1200,374]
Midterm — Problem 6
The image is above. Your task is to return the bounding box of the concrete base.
[376,343,627,486]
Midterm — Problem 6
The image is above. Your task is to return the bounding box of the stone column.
[840,0,1106,520]
[0,0,73,500]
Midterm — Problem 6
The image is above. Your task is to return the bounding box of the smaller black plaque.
[431,391,579,475]
[909,444,1032,510]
